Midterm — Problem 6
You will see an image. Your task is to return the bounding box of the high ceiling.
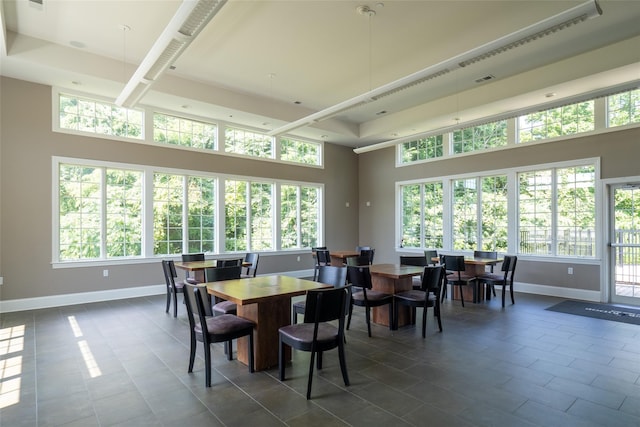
[2,0,640,149]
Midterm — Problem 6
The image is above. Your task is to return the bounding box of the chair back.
[399,255,428,267]
[360,248,375,264]
[443,255,465,279]
[424,250,439,266]
[182,253,205,262]
[218,258,243,267]
[355,246,371,252]
[162,260,177,291]
[346,265,372,290]
[243,253,260,277]
[317,265,348,288]
[504,255,517,283]
[311,246,327,252]
[302,287,349,326]
[204,265,242,282]
[421,265,445,297]
[346,255,370,266]
[316,249,331,266]
[183,283,213,325]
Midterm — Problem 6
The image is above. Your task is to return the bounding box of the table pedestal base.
[237,300,292,371]
[371,276,412,328]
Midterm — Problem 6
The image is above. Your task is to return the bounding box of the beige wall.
[358,125,640,293]
[0,77,359,302]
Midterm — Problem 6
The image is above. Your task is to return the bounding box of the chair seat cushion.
[479,273,504,283]
[279,323,339,346]
[352,290,392,302]
[395,289,428,302]
[212,300,237,315]
[292,300,306,312]
[195,314,254,335]
[446,273,475,283]
[185,277,200,284]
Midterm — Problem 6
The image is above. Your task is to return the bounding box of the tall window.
[225,127,274,158]
[224,179,248,252]
[557,165,596,256]
[187,177,216,253]
[58,164,143,261]
[59,94,143,139]
[608,88,640,127]
[400,182,443,249]
[519,101,594,142]
[153,113,217,150]
[452,120,507,154]
[480,176,508,252]
[153,174,185,255]
[280,138,322,166]
[400,135,444,164]
[518,165,595,256]
[281,184,321,249]
[250,182,274,250]
[452,179,478,250]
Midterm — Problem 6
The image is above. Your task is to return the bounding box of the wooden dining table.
[433,256,503,302]
[325,250,360,266]
[369,263,425,329]
[205,275,331,371]
[174,259,250,282]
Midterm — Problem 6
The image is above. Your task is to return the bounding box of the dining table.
[205,275,331,371]
[433,256,503,302]
[174,259,250,282]
[324,250,360,266]
[368,263,425,329]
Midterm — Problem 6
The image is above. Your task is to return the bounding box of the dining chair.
[399,255,429,290]
[359,248,375,264]
[204,265,242,316]
[183,283,255,387]
[182,252,205,283]
[424,250,439,266]
[217,258,243,267]
[293,265,348,324]
[479,255,517,307]
[313,249,332,281]
[161,260,185,318]
[279,286,350,399]
[242,253,260,278]
[441,255,476,307]
[345,255,371,266]
[393,265,445,337]
[346,265,394,337]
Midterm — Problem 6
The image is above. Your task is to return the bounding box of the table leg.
[371,275,412,329]
[236,299,291,371]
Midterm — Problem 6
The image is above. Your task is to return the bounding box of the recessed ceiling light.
[545,92,556,98]
[69,41,85,49]
[181,105,189,109]
[71,81,81,85]
[376,110,387,115]
[294,101,302,105]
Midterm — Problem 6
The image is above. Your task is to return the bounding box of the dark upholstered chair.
[346,255,370,266]
[217,258,243,267]
[346,265,394,337]
[162,260,185,318]
[479,255,517,307]
[441,255,476,307]
[394,265,445,337]
[279,287,350,399]
[183,283,255,387]
[359,248,375,264]
[242,253,260,278]
[204,265,242,316]
[424,250,439,265]
[293,265,347,324]
[313,249,332,281]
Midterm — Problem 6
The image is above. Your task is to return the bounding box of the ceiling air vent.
[475,75,495,83]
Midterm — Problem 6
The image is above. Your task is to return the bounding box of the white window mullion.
[551,168,559,256]
[507,171,518,254]
[442,179,453,250]
[476,177,483,250]
[182,176,189,254]
[245,181,252,252]
[100,168,108,259]
[216,179,225,254]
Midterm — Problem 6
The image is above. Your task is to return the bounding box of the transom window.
[225,127,274,158]
[153,113,217,150]
[280,137,322,166]
[59,93,143,139]
[399,135,444,164]
[608,88,640,127]
[452,120,507,154]
[519,101,594,142]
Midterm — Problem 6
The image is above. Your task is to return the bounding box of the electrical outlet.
[568,267,573,275]
[103,269,109,277]
[296,256,301,262]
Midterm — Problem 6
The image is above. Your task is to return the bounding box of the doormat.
[546,300,640,325]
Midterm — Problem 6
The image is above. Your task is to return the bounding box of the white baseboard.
[0,269,316,313]
[515,281,602,302]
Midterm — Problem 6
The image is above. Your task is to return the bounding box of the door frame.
[601,176,640,304]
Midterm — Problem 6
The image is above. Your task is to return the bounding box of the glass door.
[610,184,640,304]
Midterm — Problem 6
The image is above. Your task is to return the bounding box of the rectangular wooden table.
[433,257,502,302]
[369,264,425,329]
[327,250,360,266]
[205,275,331,371]
[174,259,250,282]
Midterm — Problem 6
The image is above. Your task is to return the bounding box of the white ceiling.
[1,0,640,149]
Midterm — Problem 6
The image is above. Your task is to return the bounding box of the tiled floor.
[2,291,640,426]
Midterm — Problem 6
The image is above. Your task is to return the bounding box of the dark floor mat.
[546,300,640,325]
